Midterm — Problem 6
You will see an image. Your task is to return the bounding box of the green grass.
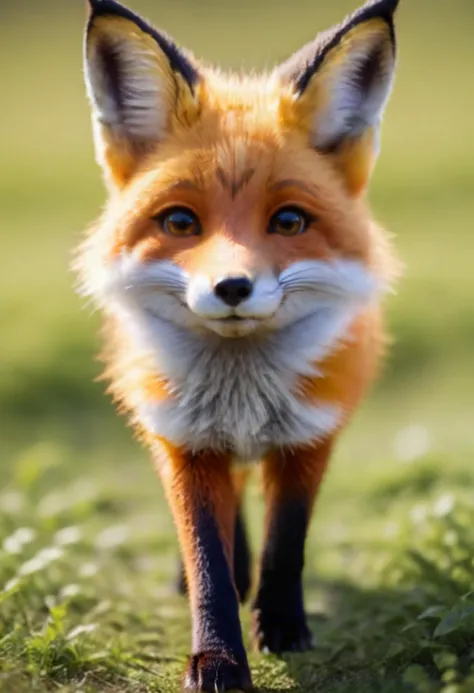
[1,0,474,690]
[3,446,474,692]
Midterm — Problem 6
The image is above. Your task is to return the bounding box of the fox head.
[80,0,399,341]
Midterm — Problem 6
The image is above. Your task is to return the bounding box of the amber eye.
[156,208,201,237]
[268,207,311,236]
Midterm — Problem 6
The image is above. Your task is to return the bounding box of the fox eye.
[268,207,311,236]
[155,208,201,237]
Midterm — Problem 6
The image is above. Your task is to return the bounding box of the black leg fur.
[183,503,251,691]
[175,505,252,603]
[252,498,313,654]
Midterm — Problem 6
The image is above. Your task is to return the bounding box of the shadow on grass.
[255,572,474,693]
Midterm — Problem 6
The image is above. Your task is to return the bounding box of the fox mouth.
[218,315,245,322]
[182,303,256,325]
[201,313,279,339]
[146,300,269,334]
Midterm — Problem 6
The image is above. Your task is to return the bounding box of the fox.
[77,0,400,690]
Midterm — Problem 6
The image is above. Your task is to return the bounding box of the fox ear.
[84,0,201,188]
[278,0,399,195]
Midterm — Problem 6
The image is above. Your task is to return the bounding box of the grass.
[3,446,474,692]
[1,0,474,690]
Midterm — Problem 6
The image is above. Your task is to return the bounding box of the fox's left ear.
[84,0,201,189]
[278,0,399,195]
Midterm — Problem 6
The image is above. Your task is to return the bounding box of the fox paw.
[252,608,314,654]
[183,651,253,692]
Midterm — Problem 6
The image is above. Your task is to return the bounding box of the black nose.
[214,276,253,307]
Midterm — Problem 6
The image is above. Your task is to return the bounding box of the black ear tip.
[87,0,130,18]
[88,0,113,7]
[362,0,400,16]
[382,0,400,13]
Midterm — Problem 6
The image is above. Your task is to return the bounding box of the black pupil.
[170,212,193,231]
[278,211,300,230]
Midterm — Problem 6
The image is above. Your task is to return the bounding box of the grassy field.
[1,1,474,691]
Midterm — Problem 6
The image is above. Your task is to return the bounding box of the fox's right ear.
[84,0,201,189]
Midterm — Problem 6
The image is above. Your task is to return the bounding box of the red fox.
[77,0,400,689]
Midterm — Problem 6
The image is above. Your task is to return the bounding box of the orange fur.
[155,441,237,592]
[299,307,386,428]
[262,439,334,513]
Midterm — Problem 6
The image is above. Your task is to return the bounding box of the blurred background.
[1,2,474,690]
[2,0,473,466]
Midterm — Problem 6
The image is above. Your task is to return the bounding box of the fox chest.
[136,342,342,461]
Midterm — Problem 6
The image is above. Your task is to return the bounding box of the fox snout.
[185,270,282,336]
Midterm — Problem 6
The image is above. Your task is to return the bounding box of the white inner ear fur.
[313,40,395,150]
[85,36,168,142]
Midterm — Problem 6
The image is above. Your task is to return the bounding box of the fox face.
[80,0,397,346]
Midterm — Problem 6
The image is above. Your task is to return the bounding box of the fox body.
[78,0,400,690]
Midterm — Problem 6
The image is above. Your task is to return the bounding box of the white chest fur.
[122,310,348,461]
[138,333,342,460]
